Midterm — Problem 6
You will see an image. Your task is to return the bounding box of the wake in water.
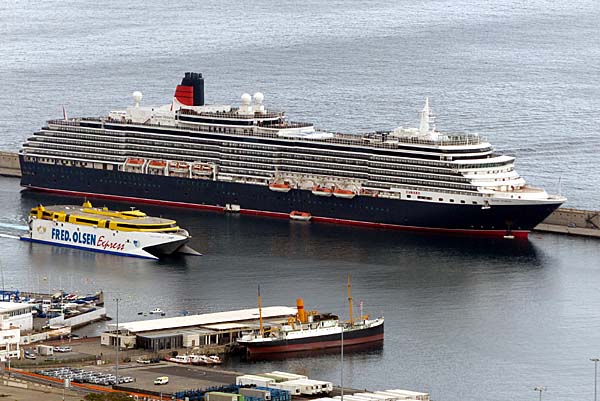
[0,221,29,239]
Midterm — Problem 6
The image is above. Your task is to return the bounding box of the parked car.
[154,376,169,385]
[24,350,36,360]
[53,346,72,353]
[136,358,151,364]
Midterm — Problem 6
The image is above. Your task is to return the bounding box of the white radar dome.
[241,93,252,104]
[132,91,143,105]
[253,92,264,104]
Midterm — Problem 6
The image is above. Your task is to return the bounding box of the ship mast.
[258,285,264,336]
[347,273,354,326]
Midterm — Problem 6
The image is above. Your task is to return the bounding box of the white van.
[154,376,169,385]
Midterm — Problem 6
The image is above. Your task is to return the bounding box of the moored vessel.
[20,201,200,259]
[237,277,384,357]
[19,72,566,238]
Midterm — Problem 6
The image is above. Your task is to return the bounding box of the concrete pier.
[0,151,20,177]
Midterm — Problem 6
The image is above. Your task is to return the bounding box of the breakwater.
[0,151,597,237]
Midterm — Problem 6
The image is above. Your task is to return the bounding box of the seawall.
[0,151,598,237]
[0,151,20,177]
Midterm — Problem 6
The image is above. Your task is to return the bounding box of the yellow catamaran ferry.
[20,201,199,259]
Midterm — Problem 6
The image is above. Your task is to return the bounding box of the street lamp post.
[591,358,600,401]
[114,297,121,388]
[534,387,546,401]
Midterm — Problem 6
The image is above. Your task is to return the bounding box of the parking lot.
[30,361,242,395]
[35,366,134,386]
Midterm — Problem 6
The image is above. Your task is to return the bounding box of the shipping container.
[285,379,333,395]
[206,392,244,401]
[385,390,429,401]
[239,388,272,401]
[267,381,303,395]
[374,391,415,400]
[355,393,397,401]
[270,371,308,381]
[36,345,54,356]
[236,375,275,387]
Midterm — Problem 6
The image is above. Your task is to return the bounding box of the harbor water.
[2,177,600,401]
[1,0,600,400]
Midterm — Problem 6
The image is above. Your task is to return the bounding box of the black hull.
[19,159,562,237]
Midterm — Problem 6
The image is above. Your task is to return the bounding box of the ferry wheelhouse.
[19,72,565,238]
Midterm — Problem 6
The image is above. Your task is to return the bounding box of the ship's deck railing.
[48,118,486,151]
[179,107,283,119]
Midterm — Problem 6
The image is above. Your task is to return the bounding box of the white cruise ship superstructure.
[19,72,566,238]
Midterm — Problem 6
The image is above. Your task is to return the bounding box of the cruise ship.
[19,72,566,238]
[21,201,198,259]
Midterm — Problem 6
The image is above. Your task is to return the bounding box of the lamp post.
[114,297,121,388]
[340,324,344,401]
[591,358,600,401]
[534,387,546,401]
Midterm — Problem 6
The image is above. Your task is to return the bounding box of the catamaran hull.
[20,218,192,259]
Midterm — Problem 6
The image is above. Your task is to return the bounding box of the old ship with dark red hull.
[19,72,565,238]
[238,281,384,357]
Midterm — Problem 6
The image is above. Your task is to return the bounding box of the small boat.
[148,160,167,168]
[166,355,192,365]
[290,211,311,221]
[190,354,212,365]
[149,308,163,314]
[311,186,333,197]
[269,182,291,193]
[333,188,356,199]
[125,158,145,166]
[208,355,222,364]
[169,161,190,173]
[192,163,213,176]
[225,204,240,213]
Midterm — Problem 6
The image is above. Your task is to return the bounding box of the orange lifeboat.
[311,186,333,197]
[169,161,190,173]
[125,158,145,165]
[333,188,356,199]
[192,163,213,176]
[269,182,291,193]
[148,160,167,168]
[290,211,312,221]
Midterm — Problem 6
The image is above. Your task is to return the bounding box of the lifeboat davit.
[333,188,356,199]
[290,211,312,221]
[311,186,333,197]
[269,183,291,193]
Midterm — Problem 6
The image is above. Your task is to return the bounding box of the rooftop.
[0,301,32,313]
[109,306,297,334]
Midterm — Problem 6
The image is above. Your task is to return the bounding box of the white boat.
[20,201,201,260]
[311,186,333,197]
[269,183,292,193]
[333,189,356,199]
[166,354,192,364]
[290,211,312,221]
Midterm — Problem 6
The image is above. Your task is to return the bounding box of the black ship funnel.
[174,72,205,106]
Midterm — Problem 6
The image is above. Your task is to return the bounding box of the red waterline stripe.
[247,333,385,354]
[25,186,528,239]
